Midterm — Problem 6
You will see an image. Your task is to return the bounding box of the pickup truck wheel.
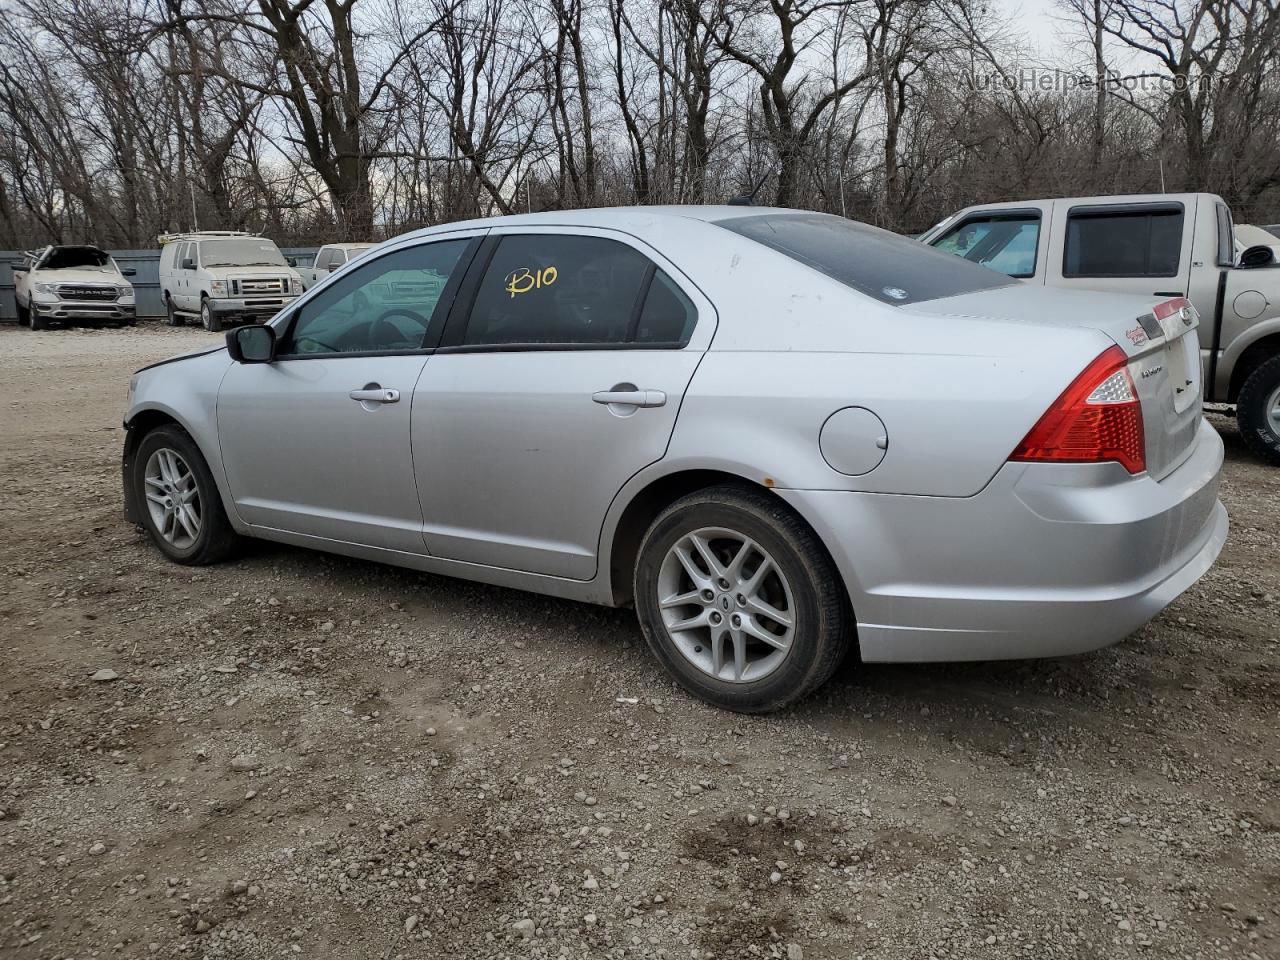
[30,309,49,331]
[200,299,222,333]
[1237,354,1280,465]
[164,296,183,327]
[16,300,29,327]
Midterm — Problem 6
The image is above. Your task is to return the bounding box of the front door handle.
[592,388,666,408]
[349,386,400,404]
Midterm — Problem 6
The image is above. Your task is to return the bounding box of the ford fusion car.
[121,207,1228,713]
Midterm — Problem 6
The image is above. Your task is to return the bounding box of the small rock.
[513,918,535,939]
[582,874,599,891]
[584,913,598,926]
[1118,919,1132,931]
[319,621,335,633]
[230,880,249,896]
[404,915,419,934]
[230,754,259,772]
[90,669,118,682]
[787,946,803,960]
[941,795,957,807]
[88,842,107,856]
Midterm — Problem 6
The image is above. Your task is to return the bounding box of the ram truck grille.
[57,285,118,301]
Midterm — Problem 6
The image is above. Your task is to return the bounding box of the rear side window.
[1064,205,1183,278]
[463,235,680,346]
[715,213,1016,306]
[932,212,1040,278]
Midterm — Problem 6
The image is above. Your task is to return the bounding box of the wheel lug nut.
[710,612,722,624]
[701,589,714,602]
[731,615,741,627]
[718,578,730,589]
[736,593,746,605]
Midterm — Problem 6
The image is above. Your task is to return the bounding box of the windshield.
[199,238,287,268]
[44,246,112,270]
[715,213,1017,306]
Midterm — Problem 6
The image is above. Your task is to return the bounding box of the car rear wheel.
[132,425,240,565]
[200,299,222,332]
[1237,354,1280,466]
[164,295,183,327]
[633,485,852,713]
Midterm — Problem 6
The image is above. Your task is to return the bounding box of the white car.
[123,206,1227,713]
[300,242,376,290]
[158,231,303,332]
[13,244,136,329]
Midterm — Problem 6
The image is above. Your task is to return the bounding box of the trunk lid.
[910,285,1202,480]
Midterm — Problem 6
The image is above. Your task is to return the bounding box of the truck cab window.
[1064,206,1183,278]
[932,213,1040,278]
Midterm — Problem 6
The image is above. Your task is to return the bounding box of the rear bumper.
[777,418,1228,662]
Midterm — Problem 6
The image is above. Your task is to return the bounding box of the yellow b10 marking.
[505,265,558,298]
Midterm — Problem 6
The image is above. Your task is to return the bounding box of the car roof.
[399,204,808,241]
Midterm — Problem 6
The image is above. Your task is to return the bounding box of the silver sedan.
[122,207,1228,712]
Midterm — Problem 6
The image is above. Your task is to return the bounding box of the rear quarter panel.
[659,227,1112,497]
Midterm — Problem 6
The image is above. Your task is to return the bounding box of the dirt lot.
[0,323,1277,960]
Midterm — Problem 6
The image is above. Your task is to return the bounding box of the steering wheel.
[366,308,428,350]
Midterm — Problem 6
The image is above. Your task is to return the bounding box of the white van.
[158,231,303,331]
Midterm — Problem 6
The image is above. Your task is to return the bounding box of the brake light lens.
[1010,345,1145,474]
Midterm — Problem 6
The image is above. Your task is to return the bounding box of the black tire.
[16,299,29,327]
[1237,354,1280,466]
[200,299,222,333]
[633,484,852,713]
[132,425,240,565]
[30,309,48,331]
[164,295,183,327]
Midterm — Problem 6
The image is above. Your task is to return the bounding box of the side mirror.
[286,257,297,267]
[181,257,195,270]
[226,324,276,363]
[121,268,137,277]
[328,262,340,273]
[1239,244,1277,269]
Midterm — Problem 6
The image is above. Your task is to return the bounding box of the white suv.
[158,232,303,331]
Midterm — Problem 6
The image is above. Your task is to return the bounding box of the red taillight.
[1010,345,1146,474]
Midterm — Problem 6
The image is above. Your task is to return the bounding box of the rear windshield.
[715,212,1017,305]
[199,238,287,268]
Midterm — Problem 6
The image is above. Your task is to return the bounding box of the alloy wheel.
[656,527,796,683]
[1268,384,1280,438]
[143,448,202,548]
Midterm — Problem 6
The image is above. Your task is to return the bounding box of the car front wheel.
[634,485,852,713]
[132,425,240,564]
[1237,354,1280,466]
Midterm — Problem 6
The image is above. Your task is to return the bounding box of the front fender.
[123,351,243,531]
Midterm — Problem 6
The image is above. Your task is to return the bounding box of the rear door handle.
[592,389,666,408]
[349,386,400,404]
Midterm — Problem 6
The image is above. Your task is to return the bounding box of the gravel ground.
[1,323,1277,960]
